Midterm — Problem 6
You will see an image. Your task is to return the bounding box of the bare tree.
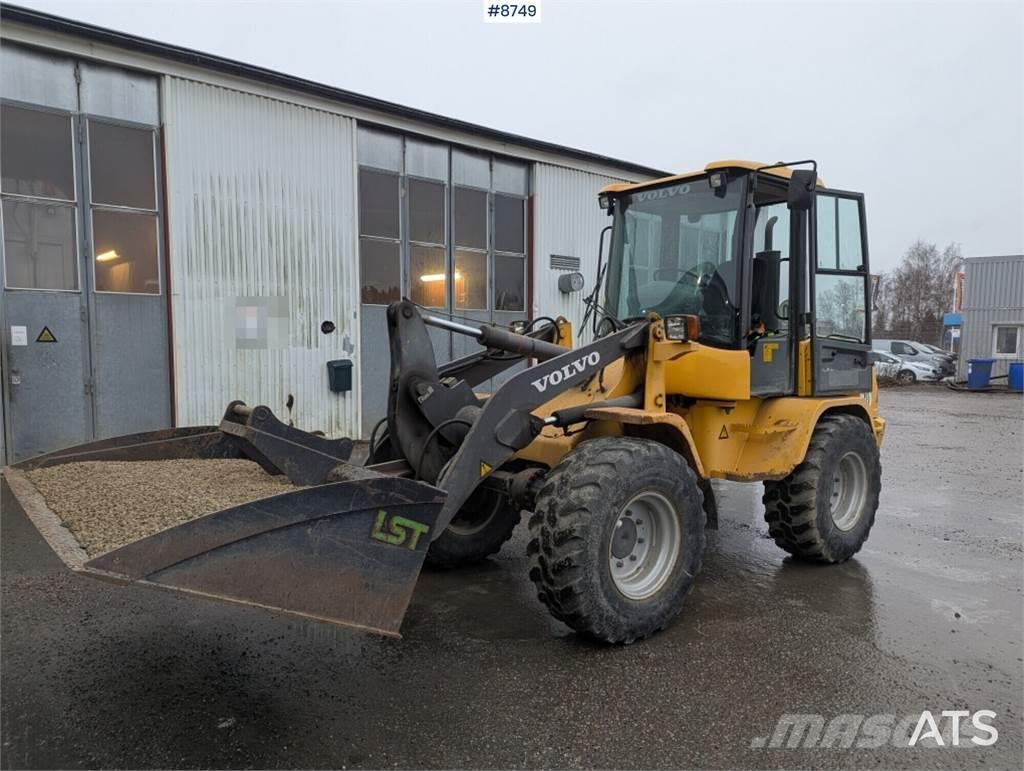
[871,241,961,343]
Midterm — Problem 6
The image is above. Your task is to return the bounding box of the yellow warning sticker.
[762,342,779,363]
[480,461,493,477]
[36,326,57,343]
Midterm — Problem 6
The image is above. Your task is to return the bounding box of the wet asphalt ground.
[1,387,1022,769]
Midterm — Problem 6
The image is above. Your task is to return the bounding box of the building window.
[92,209,159,293]
[408,177,447,308]
[454,249,487,310]
[88,119,160,294]
[453,185,487,310]
[993,325,1022,358]
[410,244,446,308]
[495,254,526,312]
[359,239,400,305]
[358,167,401,304]
[89,121,156,209]
[1,103,79,290]
[357,128,529,317]
[408,178,445,245]
[494,194,526,311]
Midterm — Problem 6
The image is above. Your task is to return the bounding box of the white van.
[873,339,954,377]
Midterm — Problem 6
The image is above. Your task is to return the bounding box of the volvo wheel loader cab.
[2,160,884,646]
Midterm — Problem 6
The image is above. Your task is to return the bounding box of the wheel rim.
[898,370,914,384]
[829,451,868,531]
[447,488,501,536]
[608,491,682,600]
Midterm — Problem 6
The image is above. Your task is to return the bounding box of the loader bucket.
[3,407,446,637]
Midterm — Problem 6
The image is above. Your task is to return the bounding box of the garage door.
[0,44,170,462]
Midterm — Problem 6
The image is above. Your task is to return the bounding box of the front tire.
[897,369,916,385]
[527,438,706,644]
[425,487,520,568]
[763,414,881,563]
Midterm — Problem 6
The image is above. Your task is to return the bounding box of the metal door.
[79,62,170,439]
[1,46,92,461]
[0,45,169,462]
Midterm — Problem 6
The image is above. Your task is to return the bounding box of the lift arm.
[429,318,649,533]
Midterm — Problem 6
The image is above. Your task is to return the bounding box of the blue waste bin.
[1008,362,1024,392]
[967,358,996,390]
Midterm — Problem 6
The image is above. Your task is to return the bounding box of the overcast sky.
[12,0,1023,271]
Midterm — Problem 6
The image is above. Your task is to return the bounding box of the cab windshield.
[604,176,745,346]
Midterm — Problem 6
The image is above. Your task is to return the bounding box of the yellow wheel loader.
[3,160,885,644]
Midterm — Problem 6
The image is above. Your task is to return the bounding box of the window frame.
[85,115,163,296]
[406,172,449,310]
[492,193,527,313]
[452,182,490,311]
[355,129,530,317]
[992,324,1023,359]
[1,100,82,293]
[815,192,865,272]
[751,199,793,335]
[810,190,871,344]
[357,163,403,306]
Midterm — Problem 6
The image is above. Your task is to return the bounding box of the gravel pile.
[26,459,298,557]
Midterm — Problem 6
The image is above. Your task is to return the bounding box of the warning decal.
[718,426,729,440]
[36,326,57,343]
[480,461,493,477]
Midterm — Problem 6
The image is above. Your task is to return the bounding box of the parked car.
[920,343,957,366]
[874,339,955,377]
[869,350,943,384]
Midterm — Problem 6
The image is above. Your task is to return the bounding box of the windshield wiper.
[824,332,863,343]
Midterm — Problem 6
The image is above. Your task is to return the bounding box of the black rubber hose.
[414,418,474,482]
[365,416,388,466]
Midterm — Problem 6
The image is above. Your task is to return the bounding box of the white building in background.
[955,255,1024,381]
[0,4,663,462]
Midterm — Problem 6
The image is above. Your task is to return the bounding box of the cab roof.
[600,160,826,195]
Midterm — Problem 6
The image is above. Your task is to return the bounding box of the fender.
[582,407,707,479]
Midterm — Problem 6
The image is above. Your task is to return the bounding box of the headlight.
[664,314,700,342]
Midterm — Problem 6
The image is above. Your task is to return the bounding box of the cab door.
[810,190,872,394]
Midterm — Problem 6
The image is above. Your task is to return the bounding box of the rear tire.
[425,487,520,568]
[527,437,706,644]
[762,414,881,563]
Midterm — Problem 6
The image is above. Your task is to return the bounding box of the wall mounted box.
[326,359,353,393]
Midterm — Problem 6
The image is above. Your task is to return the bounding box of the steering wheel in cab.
[654,261,732,314]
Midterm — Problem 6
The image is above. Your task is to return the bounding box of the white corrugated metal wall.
[957,255,1024,380]
[532,164,632,343]
[162,77,361,437]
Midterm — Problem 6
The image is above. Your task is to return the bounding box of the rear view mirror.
[787,169,816,211]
